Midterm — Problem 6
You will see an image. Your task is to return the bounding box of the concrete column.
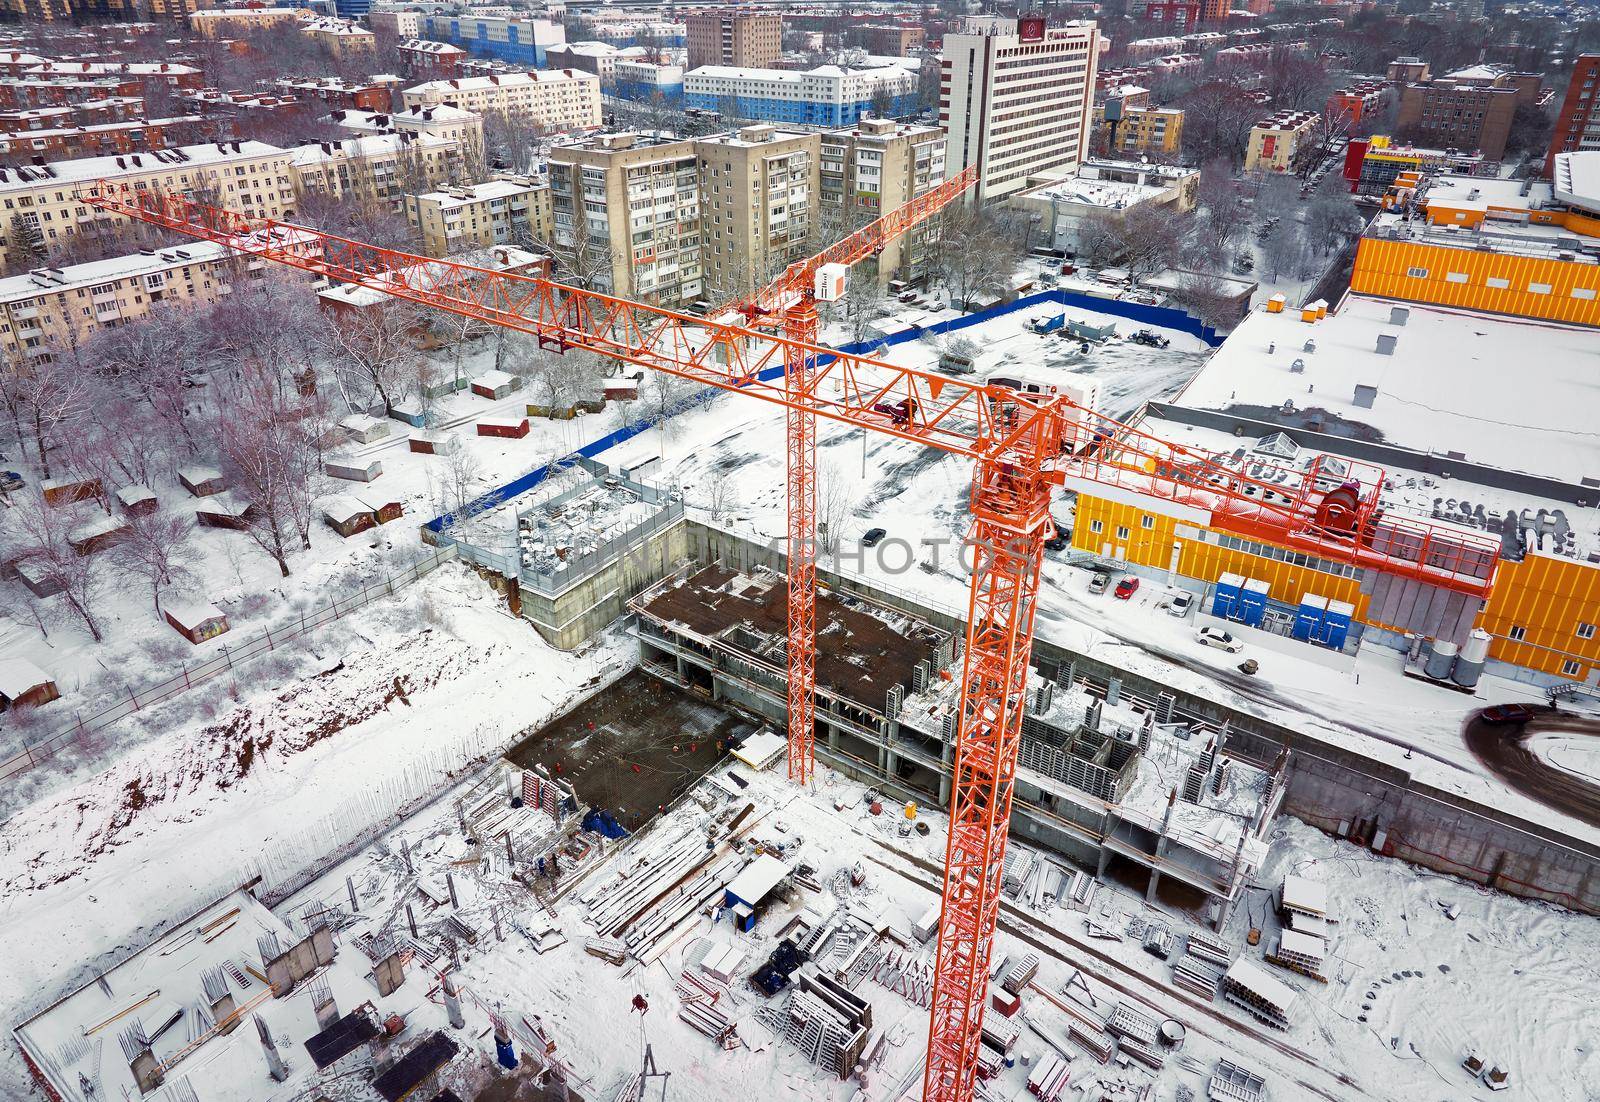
[938,738,952,805]
[1144,868,1162,905]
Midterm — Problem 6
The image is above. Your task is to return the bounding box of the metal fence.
[0,546,459,785]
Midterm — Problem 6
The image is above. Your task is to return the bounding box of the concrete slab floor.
[505,669,757,833]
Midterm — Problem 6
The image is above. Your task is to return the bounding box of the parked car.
[1479,702,1539,726]
[1197,626,1244,652]
[861,527,887,548]
[1044,532,1070,551]
[1167,591,1195,617]
[1114,577,1140,600]
[0,471,22,492]
[1088,570,1113,594]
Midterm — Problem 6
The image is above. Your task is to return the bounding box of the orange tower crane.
[715,164,978,786]
[82,176,1500,1102]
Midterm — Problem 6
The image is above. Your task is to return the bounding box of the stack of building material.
[677,1000,736,1046]
[1221,959,1297,1030]
[1119,1036,1166,1072]
[1277,875,1328,922]
[1002,849,1037,896]
[1269,929,1328,980]
[584,938,627,965]
[1107,1003,1160,1047]
[1173,956,1223,998]
[775,978,869,1079]
[1027,1052,1072,1099]
[1066,871,1097,912]
[1184,930,1234,969]
[980,1013,1020,1054]
[999,952,1041,995]
[696,943,745,986]
[1207,1059,1266,1102]
[872,950,933,1008]
[975,1043,1006,1079]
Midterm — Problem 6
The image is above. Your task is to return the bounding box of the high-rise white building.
[940,16,1100,203]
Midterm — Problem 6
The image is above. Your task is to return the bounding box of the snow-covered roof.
[405,69,597,97]
[1422,173,1554,214]
[1024,174,1168,210]
[1169,295,1600,488]
[1550,151,1600,216]
[1278,928,1327,960]
[323,494,372,524]
[724,853,789,905]
[115,483,157,505]
[290,132,455,167]
[0,140,287,194]
[319,245,544,307]
[0,656,51,697]
[1444,63,1505,81]
[164,597,224,629]
[416,178,539,208]
[327,104,480,132]
[473,369,517,388]
[23,60,201,77]
[399,37,466,55]
[0,244,231,303]
[196,492,252,517]
[178,464,222,484]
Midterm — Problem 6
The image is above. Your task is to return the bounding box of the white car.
[1197,626,1244,653]
[1167,592,1195,617]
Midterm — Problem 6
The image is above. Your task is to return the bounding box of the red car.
[1114,577,1140,600]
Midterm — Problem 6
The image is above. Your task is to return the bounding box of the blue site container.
[1212,572,1245,620]
[1293,594,1328,641]
[1239,579,1270,628]
[1321,600,1354,650]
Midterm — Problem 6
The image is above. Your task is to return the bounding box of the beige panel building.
[401,71,601,132]
[1244,110,1320,173]
[686,9,782,70]
[548,132,703,305]
[0,141,296,266]
[819,118,945,287]
[407,175,550,256]
[0,236,318,364]
[696,124,818,297]
[290,133,461,211]
[188,7,301,36]
[302,17,379,58]
[369,9,423,38]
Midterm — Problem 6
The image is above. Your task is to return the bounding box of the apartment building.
[302,18,378,58]
[0,141,296,266]
[940,16,1101,202]
[1545,54,1600,176]
[23,61,204,92]
[684,64,918,128]
[819,117,944,287]
[1095,89,1184,156]
[0,77,144,111]
[402,71,601,132]
[188,7,303,37]
[1326,80,1390,129]
[1244,110,1320,173]
[697,125,817,297]
[0,114,227,162]
[368,9,423,38]
[290,133,460,211]
[864,25,926,57]
[398,39,467,81]
[544,42,634,82]
[407,174,550,256]
[274,76,399,113]
[0,237,317,364]
[547,132,703,305]
[613,60,684,105]
[565,14,685,49]
[1396,68,1541,160]
[686,9,782,71]
[1387,56,1431,83]
[326,104,483,148]
[417,13,566,67]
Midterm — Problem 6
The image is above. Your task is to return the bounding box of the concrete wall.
[679,520,1600,915]
[521,520,689,649]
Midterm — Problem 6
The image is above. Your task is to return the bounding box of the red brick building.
[398,39,466,80]
[1546,53,1600,176]
[273,76,397,112]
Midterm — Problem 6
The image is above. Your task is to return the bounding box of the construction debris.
[1207,1059,1266,1102]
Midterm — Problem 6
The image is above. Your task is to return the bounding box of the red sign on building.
[1018,16,1046,42]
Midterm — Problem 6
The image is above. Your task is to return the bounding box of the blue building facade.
[420,15,560,67]
[682,90,917,127]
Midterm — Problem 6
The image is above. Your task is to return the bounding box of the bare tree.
[2,491,110,641]
[1192,159,1252,258]
[320,301,423,413]
[20,343,96,481]
[1080,203,1183,282]
[114,511,200,614]
[215,368,324,577]
[818,461,855,561]
[535,228,616,293]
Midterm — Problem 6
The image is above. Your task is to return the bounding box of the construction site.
[6,142,1598,1102]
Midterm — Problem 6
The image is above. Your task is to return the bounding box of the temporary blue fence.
[424,290,1220,535]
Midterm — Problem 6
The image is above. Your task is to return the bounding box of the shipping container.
[324,456,384,483]
[178,465,226,498]
[40,475,101,507]
[340,414,391,444]
[115,484,159,516]
[163,598,230,645]
[195,493,256,529]
[323,494,378,538]
[471,369,522,400]
[409,429,461,455]
[0,658,58,711]
[387,401,427,428]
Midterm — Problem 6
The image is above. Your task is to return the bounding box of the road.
[1463,709,1600,828]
